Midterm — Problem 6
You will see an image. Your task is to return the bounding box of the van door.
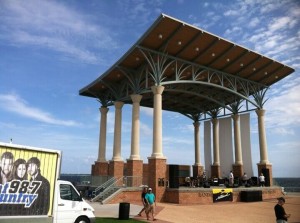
[55,183,83,223]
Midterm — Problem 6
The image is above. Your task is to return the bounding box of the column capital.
[231,113,240,121]
[193,121,200,128]
[114,101,124,109]
[100,106,109,114]
[130,94,143,103]
[151,85,165,95]
[211,117,219,124]
[256,109,266,116]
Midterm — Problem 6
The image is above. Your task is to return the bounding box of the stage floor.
[164,185,284,204]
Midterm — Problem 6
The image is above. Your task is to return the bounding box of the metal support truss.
[94,46,269,120]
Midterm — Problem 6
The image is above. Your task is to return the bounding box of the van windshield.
[60,184,82,201]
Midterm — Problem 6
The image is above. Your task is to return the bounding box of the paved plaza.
[89,193,300,223]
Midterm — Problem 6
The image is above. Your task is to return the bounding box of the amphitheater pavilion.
[79,14,294,202]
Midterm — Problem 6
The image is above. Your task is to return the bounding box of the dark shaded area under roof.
[79,14,294,120]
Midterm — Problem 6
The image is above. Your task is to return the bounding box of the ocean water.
[273,178,300,192]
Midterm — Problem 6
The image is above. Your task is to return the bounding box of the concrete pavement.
[88,193,300,223]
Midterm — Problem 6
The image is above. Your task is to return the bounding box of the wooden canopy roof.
[80,14,294,120]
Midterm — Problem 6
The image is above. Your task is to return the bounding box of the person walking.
[274,197,291,223]
[145,188,156,221]
[137,187,148,217]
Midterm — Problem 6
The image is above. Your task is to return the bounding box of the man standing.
[27,157,50,215]
[274,197,291,223]
[145,188,156,221]
[229,171,234,187]
[242,172,248,185]
[0,151,14,184]
[259,173,265,187]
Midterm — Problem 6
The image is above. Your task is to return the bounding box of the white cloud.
[223,9,240,17]
[268,16,298,32]
[0,0,116,64]
[249,17,260,28]
[0,93,80,126]
[265,76,300,129]
[141,107,153,116]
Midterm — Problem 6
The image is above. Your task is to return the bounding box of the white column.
[112,101,124,161]
[212,118,220,165]
[194,121,201,165]
[232,114,243,165]
[98,107,109,162]
[129,94,143,160]
[151,86,165,158]
[256,109,269,164]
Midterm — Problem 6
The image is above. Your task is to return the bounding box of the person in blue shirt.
[145,188,156,221]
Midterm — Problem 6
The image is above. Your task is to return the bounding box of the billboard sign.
[0,144,59,216]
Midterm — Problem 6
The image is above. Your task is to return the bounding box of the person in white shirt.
[229,171,234,186]
[259,173,265,187]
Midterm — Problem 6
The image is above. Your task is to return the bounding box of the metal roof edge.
[79,14,166,95]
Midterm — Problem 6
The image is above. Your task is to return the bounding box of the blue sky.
[0,0,299,177]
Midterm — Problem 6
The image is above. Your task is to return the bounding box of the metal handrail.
[92,176,144,203]
[93,177,116,195]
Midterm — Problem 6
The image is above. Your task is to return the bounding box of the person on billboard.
[27,157,50,215]
[13,158,27,180]
[0,151,14,184]
[0,151,14,215]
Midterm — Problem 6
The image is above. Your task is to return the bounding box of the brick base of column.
[109,161,124,186]
[148,157,167,202]
[232,164,243,178]
[92,161,109,176]
[257,163,273,186]
[192,165,204,177]
[211,165,221,178]
[126,160,143,187]
[127,160,143,176]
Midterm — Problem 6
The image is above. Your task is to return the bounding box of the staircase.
[91,176,144,204]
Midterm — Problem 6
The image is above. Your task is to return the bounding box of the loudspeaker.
[245,183,251,187]
[203,183,210,188]
[240,191,262,202]
[169,165,179,188]
[261,168,270,187]
[251,177,258,186]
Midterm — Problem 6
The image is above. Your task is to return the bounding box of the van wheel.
[75,216,90,223]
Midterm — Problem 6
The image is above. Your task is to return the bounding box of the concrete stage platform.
[107,185,284,205]
[164,186,284,204]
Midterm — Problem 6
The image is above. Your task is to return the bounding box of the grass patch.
[95,217,144,222]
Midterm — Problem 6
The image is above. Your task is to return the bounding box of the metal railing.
[92,177,116,198]
[91,176,144,203]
